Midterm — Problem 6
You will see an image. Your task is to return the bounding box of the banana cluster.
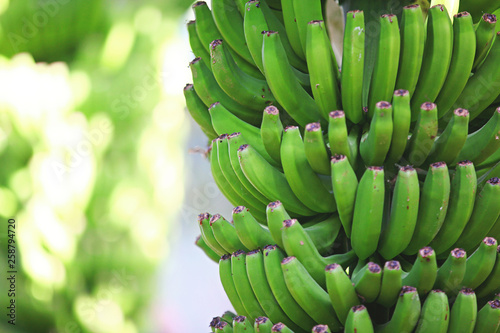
[209,296,500,333]
[196,204,500,330]
[184,0,500,331]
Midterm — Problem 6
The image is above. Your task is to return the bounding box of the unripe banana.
[473,13,497,70]
[260,106,283,166]
[385,90,412,166]
[232,206,274,250]
[378,165,420,259]
[395,5,425,96]
[262,245,317,331]
[405,102,439,167]
[448,288,477,333]
[233,316,255,333]
[434,248,467,294]
[474,299,500,332]
[341,10,365,124]
[359,101,394,166]
[374,286,421,333]
[211,214,249,253]
[281,256,342,331]
[402,247,438,296]
[198,212,227,256]
[376,261,403,308]
[344,305,374,333]
[255,316,274,333]
[410,4,453,121]
[414,290,450,333]
[461,237,498,289]
[475,245,500,299]
[304,122,330,175]
[325,263,360,325]
[220,254,250,319]
[352,262,382,303]
[351,166,385,260]
[195,234,221,263]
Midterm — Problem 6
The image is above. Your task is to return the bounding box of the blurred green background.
[0,0,234,332]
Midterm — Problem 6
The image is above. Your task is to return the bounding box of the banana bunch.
[205,240,500,332]
[183,0,500,330]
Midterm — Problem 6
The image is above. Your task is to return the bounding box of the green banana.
[243,1,307,74]
[473,13,497,70]
[385,90,412,166]
[292,0,323,57]
[374,286,421,333]
[222,311,237,325]
[211,0,256,66]
[210,316,223,332]
[429,160,477,255]
[345,305,374,333]
[434,248,467,294]
[351,166,385,260]
[187,20,212,70]
[325,263,360,325]
[219,254,250,318]
[209,102,276,166]
[195,234,221,263]
[281,256,342,331]
[378,165,420,259]
[402,247,438,296]
[404,162,451,255]
[262,245,317,331]
[192,2,223,53]
[232,206,275,250]
[304,122,330,175]
[209,39,278,112]
[192,1,262,79]
[254,317,274,333]
[281,0,305,60]
[246,249,303,332]
[237,144,315,217]
[217,135,267,219]
[232,250,266,320]
[199,212,228,256]
[210,139,265,217]
[215,320,233,333]
[474,299,500,332]
[367,14,400,118]
[281,126,335,213]
[266,201,290,249]
[453,178,500,252]
[426,108,470,165]
[435,12,476,119]
[461,237,498,289]
[451,32,500,121]
[455,107,500,166]
[330,154,358,238]
[410,4,453,121]
[190,58,262,125]
[282,218,354,288]
[341,10,365,124]
[260,106,283,165]
[405,102,439,167]
[352,262,383,303]
[414,290,450,333]
[227,133,272,206]
[211,214,249,253]
[183,83,218,140]
[475,245,500,298]
[359,101,394,166]
[395,4,425,96]
[233,316,255,333]
[328,111,353,165]
[262,30,322,127]
[306,20,341,119]
[376,261,403,308]
[448,288,477,333]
